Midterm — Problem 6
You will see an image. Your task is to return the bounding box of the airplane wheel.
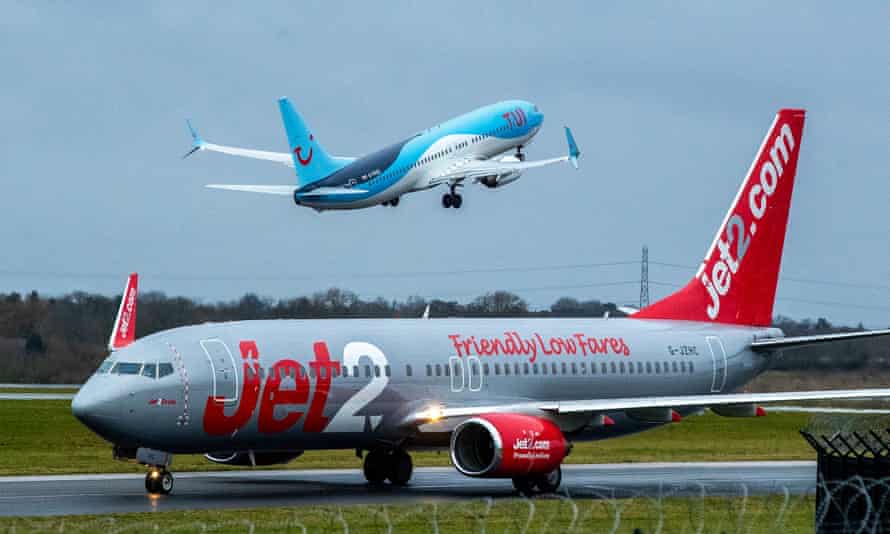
[388,450,413,486]
[145,469,174,495]
[363,450,389,486]
[452,194,463,209]
[442,194,453,208]
[512,476,535,497]
[532,466,561,494]
[391,197,400,207]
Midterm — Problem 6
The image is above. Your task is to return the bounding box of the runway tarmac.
[0,461,815,517]
[0,393,75,400]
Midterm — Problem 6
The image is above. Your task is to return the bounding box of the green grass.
[0,496,817,533]
[0,400,814,476]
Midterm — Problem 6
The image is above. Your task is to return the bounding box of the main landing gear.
[382,196,400,207]
[511,465,562,497]
[441,184,463,209]
[515,145,526,161]
[363,449,413,486]
[145,467,174,495]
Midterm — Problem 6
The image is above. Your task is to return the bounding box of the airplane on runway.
[77,108,890,496]
[183,98,580,211]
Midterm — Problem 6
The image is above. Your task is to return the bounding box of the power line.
[648,280,890,313]
[0,261,640,283]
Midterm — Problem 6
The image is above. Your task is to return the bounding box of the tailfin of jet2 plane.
[278,97,343,188]
[633,109,806,327]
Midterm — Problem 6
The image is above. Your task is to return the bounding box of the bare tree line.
[0,289,884,383]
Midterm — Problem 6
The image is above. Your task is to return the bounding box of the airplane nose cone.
[71,381,122,437]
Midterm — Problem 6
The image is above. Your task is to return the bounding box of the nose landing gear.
[145,467,174,495]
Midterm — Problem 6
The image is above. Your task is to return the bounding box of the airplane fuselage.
[295,100,542,210]
[74,318,777,455]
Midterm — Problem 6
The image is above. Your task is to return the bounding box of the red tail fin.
[634,109,806,326]
[108,273,138,351]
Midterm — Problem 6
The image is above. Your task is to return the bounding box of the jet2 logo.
[203,340,388,436]
[117,287,137,340]
[295,134,314,166]
[700,123,796,319]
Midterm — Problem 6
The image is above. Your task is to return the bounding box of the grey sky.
[1,1,887,326]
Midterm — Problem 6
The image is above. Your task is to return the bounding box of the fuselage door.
[200,339,238,403]
[449,356,465,393]
[706,336,728,393]
[467,356,482,392]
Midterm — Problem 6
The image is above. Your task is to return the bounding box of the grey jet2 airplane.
[74,108,890,496]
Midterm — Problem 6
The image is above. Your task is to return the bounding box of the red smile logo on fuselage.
[295,134,314,166]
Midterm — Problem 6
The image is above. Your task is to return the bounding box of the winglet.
[183,119,205,159]
[565,126,580,169]
[108,273,138,352]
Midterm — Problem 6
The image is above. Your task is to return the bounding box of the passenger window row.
[378,137,480,183]
[423,359,694,377]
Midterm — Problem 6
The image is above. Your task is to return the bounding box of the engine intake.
[450,414,569,477]
[204,451,303,466]
[479,170,522,189]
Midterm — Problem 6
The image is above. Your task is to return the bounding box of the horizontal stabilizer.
[206,184,295,196]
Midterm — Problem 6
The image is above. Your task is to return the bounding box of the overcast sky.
[1,1,887,327]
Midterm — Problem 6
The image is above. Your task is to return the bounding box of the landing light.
[423,405,444,423]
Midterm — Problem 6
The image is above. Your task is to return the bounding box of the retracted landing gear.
[441,184,463,209]
[362,449,414,486]
[512,465,562,497]
[145,467,174,495]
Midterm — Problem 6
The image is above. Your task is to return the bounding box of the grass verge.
[0,496,817,533]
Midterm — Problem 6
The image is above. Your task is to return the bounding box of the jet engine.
[450,413,569,477]
[204,451,303,467]
[479,172,522,188]
[478,155,523,188]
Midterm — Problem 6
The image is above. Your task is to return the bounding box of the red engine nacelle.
[450,413,569,478]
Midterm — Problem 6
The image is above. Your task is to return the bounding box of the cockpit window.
[97,359,115,374]
[141,363,157,379]
[158,363,175,378]
[116,362,142,375]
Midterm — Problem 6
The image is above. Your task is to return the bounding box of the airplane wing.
[432,126,580,187]
[405,388,890,426]
[183,120,355,167]
[750,329,890,351]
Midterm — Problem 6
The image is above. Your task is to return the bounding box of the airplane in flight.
[184,98,580,211]
[77,108,890,496]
